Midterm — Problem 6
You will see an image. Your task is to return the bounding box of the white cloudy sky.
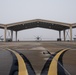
[0,0,76,41]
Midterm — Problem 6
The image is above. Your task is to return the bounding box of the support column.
[59,31,61,39]
[11,30,13,41]
[4,26,7,42]
[70,25,72,41]
[63,30,66,41]
[16,31,17,41]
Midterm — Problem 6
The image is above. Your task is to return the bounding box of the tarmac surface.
[0,41,76,75]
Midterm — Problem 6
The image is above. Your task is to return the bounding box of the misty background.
[0,0,76,41]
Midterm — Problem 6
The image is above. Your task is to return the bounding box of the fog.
[0,0,76,41]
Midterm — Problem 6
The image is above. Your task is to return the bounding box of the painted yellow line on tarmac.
[7,48,28,75]
[48,48,69,75]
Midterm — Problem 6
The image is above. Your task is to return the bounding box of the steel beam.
[16,31,17,41]
[70,25,72,41]
[4,26,7,42]
[11,30,13,41]
[63,30,66,41]
[59,31,61,39]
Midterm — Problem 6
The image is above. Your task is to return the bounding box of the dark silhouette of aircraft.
[0,35,12,42]
[0,35,3,41]
[35,36,42,41]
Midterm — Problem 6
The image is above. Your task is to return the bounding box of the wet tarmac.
[0,49,13,75]
[0,41,76,75]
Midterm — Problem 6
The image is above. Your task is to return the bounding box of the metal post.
[70,25,72,41]
[63,30,66,41]
[11,30,13,41]
[59,31,61,39]
[4,26,7,42]
[16,31,17,41]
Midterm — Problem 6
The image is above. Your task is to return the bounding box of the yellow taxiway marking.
[48,48,69,75]
[7,48,28,75]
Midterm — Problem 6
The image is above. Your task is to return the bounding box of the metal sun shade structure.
[0,19,75,42]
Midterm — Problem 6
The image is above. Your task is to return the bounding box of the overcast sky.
[0,0,76,41]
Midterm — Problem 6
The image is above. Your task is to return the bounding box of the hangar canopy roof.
[0,24,5,28]
[0,19,76,31]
